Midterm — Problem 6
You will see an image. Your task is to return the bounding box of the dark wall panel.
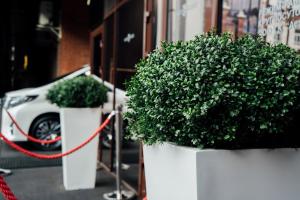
[103,16,114,82]
[0,0,61,96]
[117,0,144,68]
[0,2,11,96]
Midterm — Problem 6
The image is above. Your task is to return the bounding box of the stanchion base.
[0,168,12,177]
[103,190,135,200]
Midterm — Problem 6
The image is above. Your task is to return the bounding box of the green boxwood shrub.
[125,33,300,149]
[47,76,108,108]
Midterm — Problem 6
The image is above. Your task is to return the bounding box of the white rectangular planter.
[60,108,101,190]
[144,143,300,200]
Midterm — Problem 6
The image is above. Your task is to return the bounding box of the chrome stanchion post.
[116,105,122,199]
[103,105,135,200]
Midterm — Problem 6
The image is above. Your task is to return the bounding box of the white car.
[1,65,127,150]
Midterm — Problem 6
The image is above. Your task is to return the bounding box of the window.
[222,0,260,39]
[274,33,281,43]
[220,0,300,51]
[294,34,300,46]
[165,0,218,42]
[167,0,205,42]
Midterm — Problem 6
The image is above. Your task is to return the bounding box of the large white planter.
[60,108,101,190]
[144,143,300,200]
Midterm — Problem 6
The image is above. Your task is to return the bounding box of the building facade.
[2,1,300,199]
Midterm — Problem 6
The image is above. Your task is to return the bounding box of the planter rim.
[144,142,300,153]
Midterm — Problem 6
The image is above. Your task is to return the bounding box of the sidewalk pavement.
[0,141,140,200]
[0,165,138,200]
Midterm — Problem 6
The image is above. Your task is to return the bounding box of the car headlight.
[6,95,38,109]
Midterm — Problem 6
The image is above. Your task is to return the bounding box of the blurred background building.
[2,0,300,96]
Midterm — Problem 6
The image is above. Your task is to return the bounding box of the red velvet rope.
[0,176,17,200]
[5,110,61,144]
[0,113,113,159]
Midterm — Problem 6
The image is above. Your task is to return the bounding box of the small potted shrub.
[126,33,300,200]
[47,76,107,190]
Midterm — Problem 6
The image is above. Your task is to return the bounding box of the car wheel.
[30,114,61,151]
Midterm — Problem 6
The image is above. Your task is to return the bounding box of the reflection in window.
[287,22,300,49]
[167,0,205,42]
[259,0,300,51]
[294,35,300,46]
[220,0,300,51]
[293,22,300,47]
[222,0,260,39]
[274,33,281,43]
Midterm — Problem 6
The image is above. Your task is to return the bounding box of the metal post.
[103,105,135,200]
[115,105,122,200]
